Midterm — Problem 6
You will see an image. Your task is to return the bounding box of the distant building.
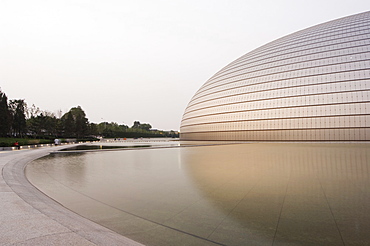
[180,11,370,141]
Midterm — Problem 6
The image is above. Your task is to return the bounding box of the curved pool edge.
[1,146,144,246]
[49,141,243,154]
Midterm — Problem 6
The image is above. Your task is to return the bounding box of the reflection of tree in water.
[34,153,88,189]
[182,143,370,245]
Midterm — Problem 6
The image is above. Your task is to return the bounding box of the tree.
[62,112,75,137]
[132,121,141,128]
[0,90,10,136]
[139,123,152,131]
[88,122,98,136]
[27,112,58,137]
[131,121,152,131]
[61,106,88,138]
[27,116,40,136]
[9,99,27,136]
[26,104,40,119]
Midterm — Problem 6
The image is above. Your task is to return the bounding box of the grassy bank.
[0,138,53,147]
[0,137,100,147]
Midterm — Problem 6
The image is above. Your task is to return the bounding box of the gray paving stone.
[9,232,96,246]
[0,214,70,245]
[0,147,143,246]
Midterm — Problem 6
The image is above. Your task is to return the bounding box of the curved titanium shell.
[180,11,370,141]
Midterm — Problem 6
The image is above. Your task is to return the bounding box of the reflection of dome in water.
[183,143,370,244]
[181,11,370,141]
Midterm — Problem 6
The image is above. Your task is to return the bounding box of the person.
[14,141,20,150]
[54,139,61,145]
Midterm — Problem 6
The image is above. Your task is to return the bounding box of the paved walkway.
[0,147,143,246]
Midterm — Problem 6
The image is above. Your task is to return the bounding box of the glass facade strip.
[209,34,370,84]
[194,73,369,106]
[184,89,370,118]
[181,114,369,131]
[229,20,370,68]
[190,76,370,107]
[200,31,370,89]
[193,56,370,100]
[192,69,370,107]
[182,103,370,127]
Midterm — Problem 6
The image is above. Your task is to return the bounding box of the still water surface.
[26,142,370,245]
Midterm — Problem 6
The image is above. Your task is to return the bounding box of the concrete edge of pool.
[0,146,144,246]
[49,141,245,154]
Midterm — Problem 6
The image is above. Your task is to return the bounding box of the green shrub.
[0,137,53,147]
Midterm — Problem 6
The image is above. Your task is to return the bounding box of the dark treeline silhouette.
[0,89,179,142]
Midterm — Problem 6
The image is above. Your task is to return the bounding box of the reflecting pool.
[26,142,370,245]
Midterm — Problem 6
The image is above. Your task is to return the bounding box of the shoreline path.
[0,146,143,246]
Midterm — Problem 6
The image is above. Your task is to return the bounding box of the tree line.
[0,89,178,140]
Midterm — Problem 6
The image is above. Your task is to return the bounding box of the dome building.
[180,11,370,141]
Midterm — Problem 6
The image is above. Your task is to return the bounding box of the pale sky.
[1,0,369,130]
